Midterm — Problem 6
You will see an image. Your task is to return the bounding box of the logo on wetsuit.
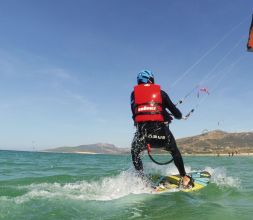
[147,134,166,140]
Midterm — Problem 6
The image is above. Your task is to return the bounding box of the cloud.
[0,49,77,83]
[65,91,98,114]
[0,50,20,77]
[35,67,80,90]
[0,103,11,110]
[39,67,75,80]
[0,48,99,119]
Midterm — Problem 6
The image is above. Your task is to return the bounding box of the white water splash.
[1,166,240,204]
[11,171,153,203]
[144,162,192,176]
[145,163,240,188]
[205,166,240,188]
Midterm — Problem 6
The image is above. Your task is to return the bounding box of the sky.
[0,0,252,150]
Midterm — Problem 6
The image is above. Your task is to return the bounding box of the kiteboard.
[148,171,211,193]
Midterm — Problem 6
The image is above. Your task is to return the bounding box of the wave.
[143,162,240,188]
[205,166,241,188]
[0,165,240,204]
[1,171,151,204]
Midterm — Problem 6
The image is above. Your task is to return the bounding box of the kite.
[247,15,253,52]
[197,87,209,98]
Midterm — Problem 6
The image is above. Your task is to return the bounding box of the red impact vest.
[134,84,164,122]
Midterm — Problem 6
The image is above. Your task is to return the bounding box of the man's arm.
[130,91,135,121]
[161,90,182,119]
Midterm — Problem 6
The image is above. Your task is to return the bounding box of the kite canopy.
[247,15,253,52]
[197,87,209,98]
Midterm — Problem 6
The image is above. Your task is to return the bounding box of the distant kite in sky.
[197,87,209,98]
[199,87,209,94]
[247,15,253,52]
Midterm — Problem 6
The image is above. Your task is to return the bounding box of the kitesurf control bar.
[182,108,195,120]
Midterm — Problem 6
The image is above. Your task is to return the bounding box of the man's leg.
[166,128,186,177]
[165,127,193,186]
[131,132,145,173]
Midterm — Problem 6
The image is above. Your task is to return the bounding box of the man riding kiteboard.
[130,70,193,188]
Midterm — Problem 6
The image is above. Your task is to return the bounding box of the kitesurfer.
[130,70,193,188]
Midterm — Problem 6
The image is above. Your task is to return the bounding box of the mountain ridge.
[177,130,253,154]
[46,130,253,155]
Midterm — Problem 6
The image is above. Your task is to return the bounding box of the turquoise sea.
[0,150,253,220]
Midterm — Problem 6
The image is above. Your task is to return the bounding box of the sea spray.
[205,167,241,188]
[8,165,240,204]
[6,170,151,203]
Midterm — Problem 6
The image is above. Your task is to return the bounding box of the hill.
[46,143,129,154]
[177,130,253,154]
[46,130,253,155]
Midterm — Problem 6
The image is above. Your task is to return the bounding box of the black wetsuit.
[130,89,186,176]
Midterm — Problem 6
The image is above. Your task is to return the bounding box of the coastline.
[182,152,253,157]
[75,151,99,154]
[1,149,253,156]
[48,151,253,156]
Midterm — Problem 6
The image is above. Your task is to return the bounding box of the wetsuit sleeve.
[130,91,135,121]
[161,90,182,119]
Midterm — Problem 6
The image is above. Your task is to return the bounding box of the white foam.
[145,163,241,188]
[205,166,240,188]
[144,162,192,176]
[1,166,240,204]
[11,171,153,203]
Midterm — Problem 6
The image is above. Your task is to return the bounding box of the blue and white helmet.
[137,70,154,84]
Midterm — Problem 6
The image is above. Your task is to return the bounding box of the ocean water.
[0,150,253,220]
